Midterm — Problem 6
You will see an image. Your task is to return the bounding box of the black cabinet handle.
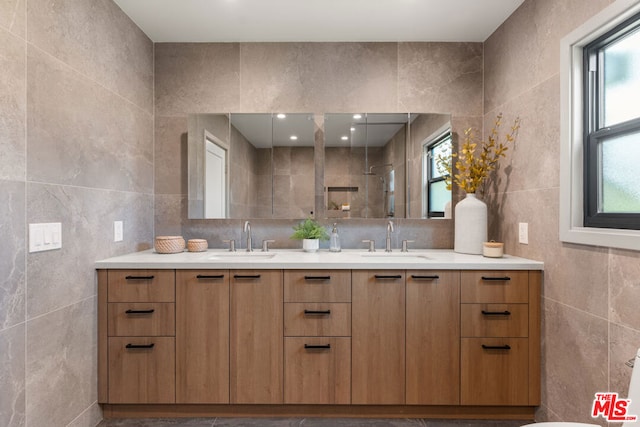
[196,274,225,279]
[125,309,155,314]
[304,275,331,280]
[481,276,511,281]
[304,344,331,350]
[374,275,402,279]
[411,275,440,280]
[482,344,511,350]
[126,343,155,349]
[125,275,154,280]
[481,310,511,316]
[233,274,261,279]
[304,309,331,315]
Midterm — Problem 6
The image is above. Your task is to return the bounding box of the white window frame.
[560,0,640,250]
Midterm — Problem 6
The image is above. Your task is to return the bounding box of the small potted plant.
[290,217,329,252]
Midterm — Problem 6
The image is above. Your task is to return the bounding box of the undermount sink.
[360,253,430,260]
[203,252,277,260]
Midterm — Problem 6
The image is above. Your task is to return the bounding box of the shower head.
[364,163,393,175]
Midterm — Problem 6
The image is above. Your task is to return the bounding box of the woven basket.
[154,236,185,254]
[187,239,208,252]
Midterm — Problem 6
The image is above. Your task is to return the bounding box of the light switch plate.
[29,222,62,253]
[518,222,529,245]
[114,220,124,242]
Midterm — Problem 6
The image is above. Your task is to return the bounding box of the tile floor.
[98,418,529,427]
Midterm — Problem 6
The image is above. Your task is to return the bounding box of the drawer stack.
[460,271,529,405]
[106,270,176,404]
[283,270,352,404]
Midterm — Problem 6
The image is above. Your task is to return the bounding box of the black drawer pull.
[304,275,331,280]
[304,309,331,315]
[233,274,261,279]
[482,344,511,350]
[125,275,154,280]
[196,274,225,279]
[374,275,402,279]
[304,344,331,350]
[126,343,155,349]
[411,275,440,280]
[125,309,155,314]
[481,310,511,316]
[481,276,511,281]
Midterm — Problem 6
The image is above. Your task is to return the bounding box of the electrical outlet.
[518,222,529,245]
[114,220,123,242]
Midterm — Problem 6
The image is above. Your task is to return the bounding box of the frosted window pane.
[600,131,640,212]
[429,180,450,213]
[603,28,640,126]
[430,138,451,179]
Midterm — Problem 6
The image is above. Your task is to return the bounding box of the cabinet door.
[352,270,405,404]
[230,270,283,404]
[176,270,229,403]
[406,271,460,405]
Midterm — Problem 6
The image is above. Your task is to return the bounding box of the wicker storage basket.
[187,239,208,252]
[154,236,185,254]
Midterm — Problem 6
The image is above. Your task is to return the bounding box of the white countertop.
[95,249,543,270]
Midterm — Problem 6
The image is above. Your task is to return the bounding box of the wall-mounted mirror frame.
[187,112,451,220]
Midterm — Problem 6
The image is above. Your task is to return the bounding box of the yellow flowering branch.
[436,113,520,194]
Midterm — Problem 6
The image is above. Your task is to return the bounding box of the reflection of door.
[205,138,226,218]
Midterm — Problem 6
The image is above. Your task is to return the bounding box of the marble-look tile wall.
[155,42,483,248]
[0,0,154,426]
[483,0,640,424]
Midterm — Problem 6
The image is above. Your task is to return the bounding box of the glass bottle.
[329,223,341,252]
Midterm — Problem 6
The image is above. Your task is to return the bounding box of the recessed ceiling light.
[290,135,298,140]
[277,113,286,119]
[350,127,355,132]
[341,136,349,141]
[353,114,362,119]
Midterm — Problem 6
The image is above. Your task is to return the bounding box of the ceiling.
[113,0,525,43]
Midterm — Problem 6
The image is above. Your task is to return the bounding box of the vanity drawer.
[108,336,175,403]
[460,271,528,303]
[284,337,351,404]
[461,337,529,405]
[284,303,351,337]
[108,303,175,337]
[108,270,175,303]
[461,303,528,338]
[284,270,351,302]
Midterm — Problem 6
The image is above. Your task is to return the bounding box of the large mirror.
[188,113,315,219]
[188,112,451,220]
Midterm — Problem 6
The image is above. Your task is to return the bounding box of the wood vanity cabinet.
[98,265,541,418]
[406,271,460,405]
[352,270,405,404]
[460,270,541,406]
[176,270,229,403]
[230,270,283,404]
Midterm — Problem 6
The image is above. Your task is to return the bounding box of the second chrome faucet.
[243,220,252,252]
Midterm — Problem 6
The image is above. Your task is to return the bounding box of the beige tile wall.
[483,0,640,423]
[154,42,484,249]
[0,0,154,426]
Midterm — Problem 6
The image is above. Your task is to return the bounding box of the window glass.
[603,28,640,126]
[600,131,640,212]
[428,180,450,214]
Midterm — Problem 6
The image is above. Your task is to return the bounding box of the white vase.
[454,193,487,255]
[302,238,319,252]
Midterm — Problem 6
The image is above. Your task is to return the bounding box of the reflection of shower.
[363,164,395,217]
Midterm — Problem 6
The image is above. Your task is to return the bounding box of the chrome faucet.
[243,221,253,252]
[385,220,394,252]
